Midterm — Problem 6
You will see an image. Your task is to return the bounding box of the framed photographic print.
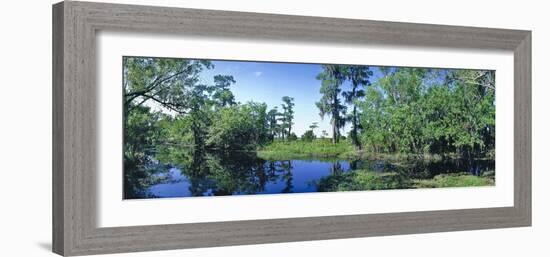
[52,1,531,256]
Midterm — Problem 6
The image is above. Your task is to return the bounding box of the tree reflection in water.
[124,147,494,199]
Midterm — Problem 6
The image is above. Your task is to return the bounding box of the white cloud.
[253,71,263,77]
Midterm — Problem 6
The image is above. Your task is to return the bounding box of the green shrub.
[301,130,316,142]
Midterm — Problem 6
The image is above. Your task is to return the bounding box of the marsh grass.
[258,139,452,162]
[413,173,495,188]
[317,170,495,192]
[317,170,411,192]
[257,139,355,160]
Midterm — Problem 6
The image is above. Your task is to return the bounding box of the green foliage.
[123,57,213,115]
[124,105,163,157]
[287,132,298,141]
[123,58,494,159]
[123,57,496,196]
[280,96,295,139]
[316,65,348,143]
[359,68,495,158]
[123,105,167,198]
[156,115,193,145]
[212,75,236,107]
[301,130,316,142]
[206,102,269,150]
[343,65,373,149]
[309,122,319,130]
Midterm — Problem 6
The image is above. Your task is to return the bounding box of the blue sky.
[198,60,384,137]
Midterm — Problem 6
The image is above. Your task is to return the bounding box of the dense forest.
[123,57,495,198]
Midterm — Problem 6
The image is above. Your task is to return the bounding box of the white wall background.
[0,0,547,256]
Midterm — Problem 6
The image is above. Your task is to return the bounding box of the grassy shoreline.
[257,139,354,160]
[257,139,462,161]
[258,139,495,190]
[317,170,495,192]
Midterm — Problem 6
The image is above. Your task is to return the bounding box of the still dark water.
[125,150,494,199]
[148,160,349,198]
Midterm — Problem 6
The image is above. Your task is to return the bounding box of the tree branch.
[124,65,193,106]
[142,94,188,115]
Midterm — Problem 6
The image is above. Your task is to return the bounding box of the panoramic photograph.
[123,57,496,199]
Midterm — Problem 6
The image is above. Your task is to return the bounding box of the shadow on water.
[351,157,494,178]
[124,149,494,199]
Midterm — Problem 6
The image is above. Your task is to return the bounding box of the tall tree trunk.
[352,106,362,149]
[332,89,339,144]
[332,119,337,144]
[288,123,292,139]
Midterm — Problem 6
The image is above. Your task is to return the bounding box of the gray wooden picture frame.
[52,1,531,256]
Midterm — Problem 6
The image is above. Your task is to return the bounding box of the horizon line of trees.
[315,64,495,158]
[123,57,495,196]
[124,57,301,152]
[124,57,495,167]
